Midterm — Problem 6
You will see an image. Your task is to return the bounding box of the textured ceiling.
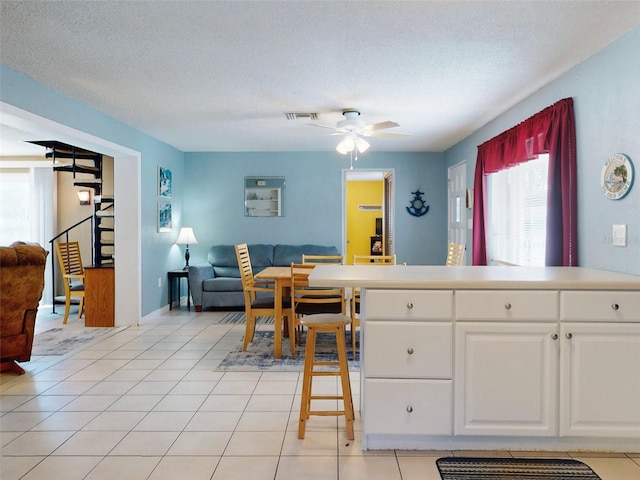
[1,1,639,157]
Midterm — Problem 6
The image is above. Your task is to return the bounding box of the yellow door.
[346,179,384,264]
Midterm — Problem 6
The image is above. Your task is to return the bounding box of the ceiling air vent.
[285,112,318,121]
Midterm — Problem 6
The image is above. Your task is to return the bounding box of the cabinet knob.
[407,302,414,310]
[566,332,573,339]
[612,303,620,311]
[407,347,414,355]
[505,302,512,310]
[551,333,558,340]
[406,406,413,413]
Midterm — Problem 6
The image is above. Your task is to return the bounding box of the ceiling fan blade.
[309,123,339,131]
[363,121,400,132]
[369,132,412,138]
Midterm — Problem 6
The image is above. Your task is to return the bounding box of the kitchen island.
[309,266,640,452]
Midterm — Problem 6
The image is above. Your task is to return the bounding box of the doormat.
[436,457,602,480]
[218,312,274,324]
[216,330,359,372]
[32,327,121,356]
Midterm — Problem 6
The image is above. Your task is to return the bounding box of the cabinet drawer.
[561,291,640,322]
[365,289,453,320]
[364,322,452,378]
[364,379,453,435]
[455,290,557,321]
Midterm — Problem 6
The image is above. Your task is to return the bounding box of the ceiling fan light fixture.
[336,137,355,155]
[355,137,370,153]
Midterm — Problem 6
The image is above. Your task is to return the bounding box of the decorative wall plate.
[406,189,430,217]
[601,153,633,200]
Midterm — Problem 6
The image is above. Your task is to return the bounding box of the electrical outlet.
[158,277,162,287]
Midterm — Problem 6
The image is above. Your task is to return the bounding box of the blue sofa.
[189,244,340,311]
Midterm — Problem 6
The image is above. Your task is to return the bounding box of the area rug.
[218,312,274,324]
[216,330,359,371]
[32,327,120,356]
[436,457,602,480]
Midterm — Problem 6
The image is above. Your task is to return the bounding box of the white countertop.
[308,265,640,290]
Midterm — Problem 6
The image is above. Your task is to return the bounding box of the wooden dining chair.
[235,243,296,357]
[301,254,344,265]
[54,241,85,324]
[350,254,397,358]
[290,262,354,440]
[446,243,465,266]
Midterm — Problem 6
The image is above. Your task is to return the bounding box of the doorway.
[447,161,467,260]
[343,169,394,264]
[1,102,142,326]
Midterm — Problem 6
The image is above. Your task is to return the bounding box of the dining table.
[255,265,310,359]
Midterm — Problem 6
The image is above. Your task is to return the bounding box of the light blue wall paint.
[445,26,640,275]
[184,151,446,266]
[0,64,186,315]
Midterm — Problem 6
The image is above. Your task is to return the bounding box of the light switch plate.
[612,224,627,246]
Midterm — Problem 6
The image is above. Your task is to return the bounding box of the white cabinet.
[362,289,454,442]
[454,290,559,436]
[454,322,558,436]
[358,283,640,451]
[244,187,281,217]
[559,322,640,438]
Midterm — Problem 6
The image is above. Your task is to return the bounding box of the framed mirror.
[244,176,285,217]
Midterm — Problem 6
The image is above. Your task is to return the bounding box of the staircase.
[29,140,114,266]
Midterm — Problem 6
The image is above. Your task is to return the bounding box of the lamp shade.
[176,227,198,245]
[336,137,355,155]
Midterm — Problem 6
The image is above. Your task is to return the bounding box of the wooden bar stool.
[298,313,355,440]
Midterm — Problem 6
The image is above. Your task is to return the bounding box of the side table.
[168,269,190,311]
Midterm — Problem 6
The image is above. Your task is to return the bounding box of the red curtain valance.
[472,97,577,266]
[477,99,563,174]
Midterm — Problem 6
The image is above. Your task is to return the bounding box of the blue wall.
[445,26,640,276]
[0,65,186,315]
[183,151,446,267]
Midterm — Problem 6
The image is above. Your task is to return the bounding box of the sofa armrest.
[188,264,214,311]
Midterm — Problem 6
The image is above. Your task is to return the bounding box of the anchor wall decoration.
[406,189,430,217]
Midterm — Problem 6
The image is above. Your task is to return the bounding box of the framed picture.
[158,202,172,232]
[158,166,172,198]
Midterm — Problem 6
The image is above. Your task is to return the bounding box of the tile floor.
[1,307,639,480]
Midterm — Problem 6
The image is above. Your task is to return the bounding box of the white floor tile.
[19,455,102,480]
[3,310,637,480]
[84,456,161,479]
[148,456,220,480]
[339,455,404,480]
[211,455,279,480]
[225,431,285,456]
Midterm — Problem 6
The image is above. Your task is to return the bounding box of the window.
[0,169,31,245]
[487,154,549,266]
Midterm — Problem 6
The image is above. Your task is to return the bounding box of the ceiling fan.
[311,109,410,156]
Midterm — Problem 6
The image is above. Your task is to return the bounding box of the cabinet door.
[560,323,640,438]
[455,322,558,436]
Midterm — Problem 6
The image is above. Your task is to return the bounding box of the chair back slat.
[353,254,396,265]
[55,241,84,277]
[445,243,465,266]
[301,254,344,265]
[235,243,256,290]
[291,263,345,315]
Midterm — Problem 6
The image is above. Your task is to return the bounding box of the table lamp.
[176,227,198,270]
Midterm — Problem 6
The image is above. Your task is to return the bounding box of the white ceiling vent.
[285,112,318,121]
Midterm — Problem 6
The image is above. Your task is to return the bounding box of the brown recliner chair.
[0,242,48,374]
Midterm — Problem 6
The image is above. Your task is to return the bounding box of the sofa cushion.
[203,277,242,292]
[273,244,340,266]
[207,244,273,277]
